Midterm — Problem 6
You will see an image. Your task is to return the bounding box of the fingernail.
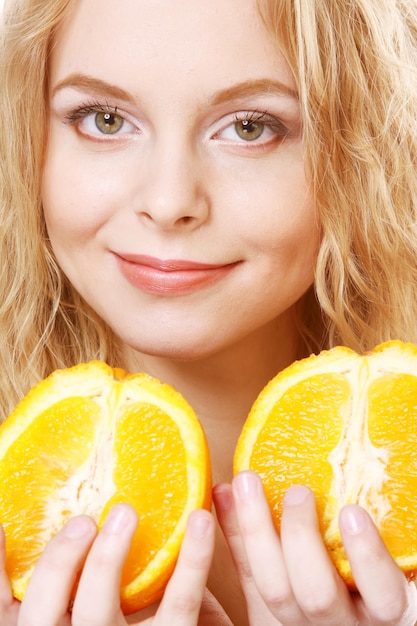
[234,471,262,501]
[283,485,310,506]
[103,505,133,535]
[213,484,233,512]
[188,511,211,540]
[63,515,94,539]
[339,504,367,535]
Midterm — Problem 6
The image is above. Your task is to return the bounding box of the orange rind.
[0,361,211,612]
[234,340,417,587]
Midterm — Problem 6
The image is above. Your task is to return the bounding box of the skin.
[1,0,416,624]
[41,0,316,368]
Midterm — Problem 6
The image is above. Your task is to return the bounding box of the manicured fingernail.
[234,471,262,501]
[283,485,310,506]
[104,505,134,535]
[339,504,367,535]
[64,515,94,538]
[188,511,211,540]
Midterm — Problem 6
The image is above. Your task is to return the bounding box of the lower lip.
[116,257,238,295]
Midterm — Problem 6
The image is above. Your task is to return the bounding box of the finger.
[231,471,306,625]
[214,482,281,626]
[280,485,357,625]
[0,524,20,624]
[71,503,138,626]
[154,509,214,626]
[198,588,234,626]
[213,483,253,584]
[340,504,417,625]
[19,515,97,626]
[0,524,13,607]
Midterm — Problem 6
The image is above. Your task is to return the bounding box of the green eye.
[234,120,264,141]
[95,111,124,134]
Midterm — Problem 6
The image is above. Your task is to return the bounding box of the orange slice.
[0,361,211,613]
[234,340,417,587]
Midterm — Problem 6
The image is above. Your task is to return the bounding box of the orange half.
[0,362,211,612]
[234,340,417,587]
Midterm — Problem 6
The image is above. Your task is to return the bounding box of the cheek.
[223,156,319,263]
[41,149,124,244]
[257,206,319,295]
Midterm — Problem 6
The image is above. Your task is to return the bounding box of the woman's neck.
[122,317,305,483]
[122,318,306,625]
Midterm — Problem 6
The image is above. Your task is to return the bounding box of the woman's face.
[42,0,320,361]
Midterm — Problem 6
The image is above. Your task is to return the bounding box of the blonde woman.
[0,0,417,624]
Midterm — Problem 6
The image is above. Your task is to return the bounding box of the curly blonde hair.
[0,0,417,418]
[0,0,122,417]
[260,0,417,352]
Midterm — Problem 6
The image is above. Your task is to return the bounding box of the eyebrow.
[51,74,136,102]
[210,78,298,104]
[51,73,298,104]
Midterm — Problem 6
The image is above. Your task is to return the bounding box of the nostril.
[134,189,210,229]
[178,215,194,225]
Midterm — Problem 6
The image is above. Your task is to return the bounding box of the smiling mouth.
[114,253,240,295]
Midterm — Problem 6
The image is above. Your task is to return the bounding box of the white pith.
[325,360,390,536]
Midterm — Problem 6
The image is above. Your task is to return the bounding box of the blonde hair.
[0,0,417,418]
[0,0,122,417]
[260,0,417,352]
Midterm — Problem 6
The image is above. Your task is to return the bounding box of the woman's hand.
[0,505,231,626]
[214,471,417,626]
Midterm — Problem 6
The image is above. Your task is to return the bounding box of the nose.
[135,140,210,231]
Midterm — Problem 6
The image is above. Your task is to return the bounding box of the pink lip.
[114,253,238,295]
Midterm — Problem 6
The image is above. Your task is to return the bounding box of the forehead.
[49,0,295,98]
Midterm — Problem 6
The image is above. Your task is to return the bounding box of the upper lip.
[114,253,234,271]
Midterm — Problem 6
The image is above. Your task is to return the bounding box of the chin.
[121,333,218,363]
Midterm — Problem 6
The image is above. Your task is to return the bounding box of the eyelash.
[226,110,291,146]
[64,100,120,125]
[233,110,289,134]
[63,100,291,145]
